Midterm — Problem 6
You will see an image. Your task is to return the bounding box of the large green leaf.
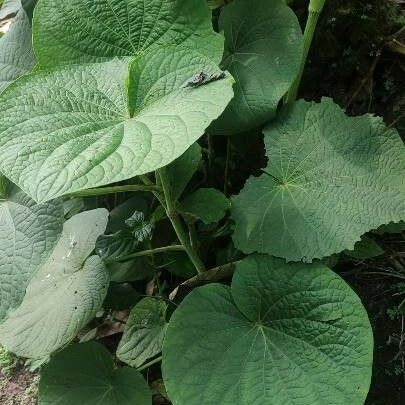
[117,297,168,367]
[210,0,302,134]
[39,342,152,405]
[0,5,35,92]
[231,98,405,262]
[0,48,233,203]
[0,187,63,322]
[33,0,223,67]
[163,255,373,405]
[0,209,109,358]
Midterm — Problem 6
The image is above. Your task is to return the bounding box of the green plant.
[0,0,403,404]
[0,345,18,376]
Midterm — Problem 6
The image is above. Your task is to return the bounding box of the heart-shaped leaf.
[0,47,233,202]
[33,0,223,67]
[0,187,63,322]
[210,0,303,134]
[39,342,151,405]
[0,209,109,358]
[163,254,373,405]
[117,297,168,367]
[0,5,35,92]
[231,98,405,261]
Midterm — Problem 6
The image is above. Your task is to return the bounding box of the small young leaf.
[0,209,109,358]
[0,187,63,323]
[33,0,223,67]
[117,297,168,368]
[181,188,229,224]
[345,236,384,259]
[210,0,303,134]
[97,198,153,261]
[0,48,233,203]
[39,342,152,405]
[231,98,405,262]
[163,255,373,405]
[0,6,35,92]
[125,211,153,242]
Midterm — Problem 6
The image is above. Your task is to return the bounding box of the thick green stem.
[139,174,166,208]
[69,184,159,197]
[285,0,326,104]
[157,168,206,274]
[106,245,184,263]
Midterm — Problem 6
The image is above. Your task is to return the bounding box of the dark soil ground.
[0,369,37,405]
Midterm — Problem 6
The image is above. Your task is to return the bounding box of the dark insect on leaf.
[185,71,226,88]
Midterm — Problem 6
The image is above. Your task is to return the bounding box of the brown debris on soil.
[0,368,38,405]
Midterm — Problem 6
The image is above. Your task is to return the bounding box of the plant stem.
[69,184,159,197]
[285,0,326,104]
[157,168,206,274]
[137,355,162,372]
[106,245,184,263]
[169,260,241,300]
[139,174,166,208]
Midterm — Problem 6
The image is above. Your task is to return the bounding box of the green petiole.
[285,0,326,103]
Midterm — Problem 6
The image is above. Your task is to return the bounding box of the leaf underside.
[0,209,109,358]
[0,188,63,323]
